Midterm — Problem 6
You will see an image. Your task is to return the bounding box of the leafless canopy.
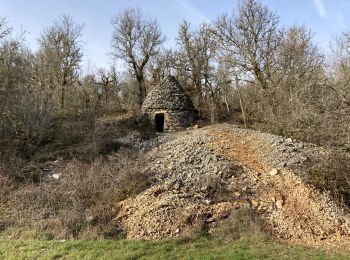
[37,15,83,109]
[215,0,279,90]
[175,21,218,119]
[0,17,11,40]
[111,8,165,105]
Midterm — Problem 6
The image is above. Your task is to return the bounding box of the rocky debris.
[269,168,279,176]
[116,183,237,240]
[114,123,350,246]
[208,124,350,245]
[116,130,178,153]
[144,129,239,191]
[115,128,246,240]
[186,124,199,131]
[51,173,62,180]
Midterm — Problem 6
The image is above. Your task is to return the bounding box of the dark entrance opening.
[154,113,165,132]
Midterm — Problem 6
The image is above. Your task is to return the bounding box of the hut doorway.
[154,113,165,132]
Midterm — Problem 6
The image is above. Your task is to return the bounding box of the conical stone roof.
[142,75,195,112]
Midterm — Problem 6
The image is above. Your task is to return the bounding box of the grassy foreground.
[0,237,349,260]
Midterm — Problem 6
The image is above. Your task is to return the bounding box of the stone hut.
[141,75,196,132]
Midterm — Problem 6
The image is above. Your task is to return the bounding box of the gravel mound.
[114,124,350,246]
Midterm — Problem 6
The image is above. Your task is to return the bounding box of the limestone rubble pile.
[114,123,350,246]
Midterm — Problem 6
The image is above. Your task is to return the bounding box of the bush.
[1,91,54,158]
[0,152,155,239]
[307,150,350,206]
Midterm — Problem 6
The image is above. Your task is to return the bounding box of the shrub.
[307,150,350,206]
[0,152,154,239]
[1,91,54,158]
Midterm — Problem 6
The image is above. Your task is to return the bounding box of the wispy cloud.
[312,0,326,18]
[175,0,209,24]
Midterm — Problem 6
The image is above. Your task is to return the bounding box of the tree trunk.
[223,84,230,114]
[136,74,146,106]
[235,75,247,129]
[105,86,108,104]
[60,85,65,110]
[192,72,203,115]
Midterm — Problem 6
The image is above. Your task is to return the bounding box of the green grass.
[0,237,349,260]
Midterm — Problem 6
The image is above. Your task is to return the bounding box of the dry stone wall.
[142,75,196,131]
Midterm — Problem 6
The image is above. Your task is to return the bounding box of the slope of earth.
[114,124,350,246]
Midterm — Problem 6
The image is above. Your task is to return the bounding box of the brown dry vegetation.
[0,112,156,240]
[0,158,153,240]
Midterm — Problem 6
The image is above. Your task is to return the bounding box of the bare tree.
[176,21,218,118]
[215,61,232,114]
[0,24,31,122]
[176,21,201,103]
[275,26,324,102]
[0,38,29,132]
[37,15,83,110]
[0,22,54,151]
[273,26,325,133]
[0,17,11,40]
[331,31,350,104]
[97,64,119,105]
[111,8,165,107]
[215,0,279,92]
[327,30,350,147]
[119,69,141,114]
[147,49,173,87]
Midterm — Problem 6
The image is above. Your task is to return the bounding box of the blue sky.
[0,0,349,70]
